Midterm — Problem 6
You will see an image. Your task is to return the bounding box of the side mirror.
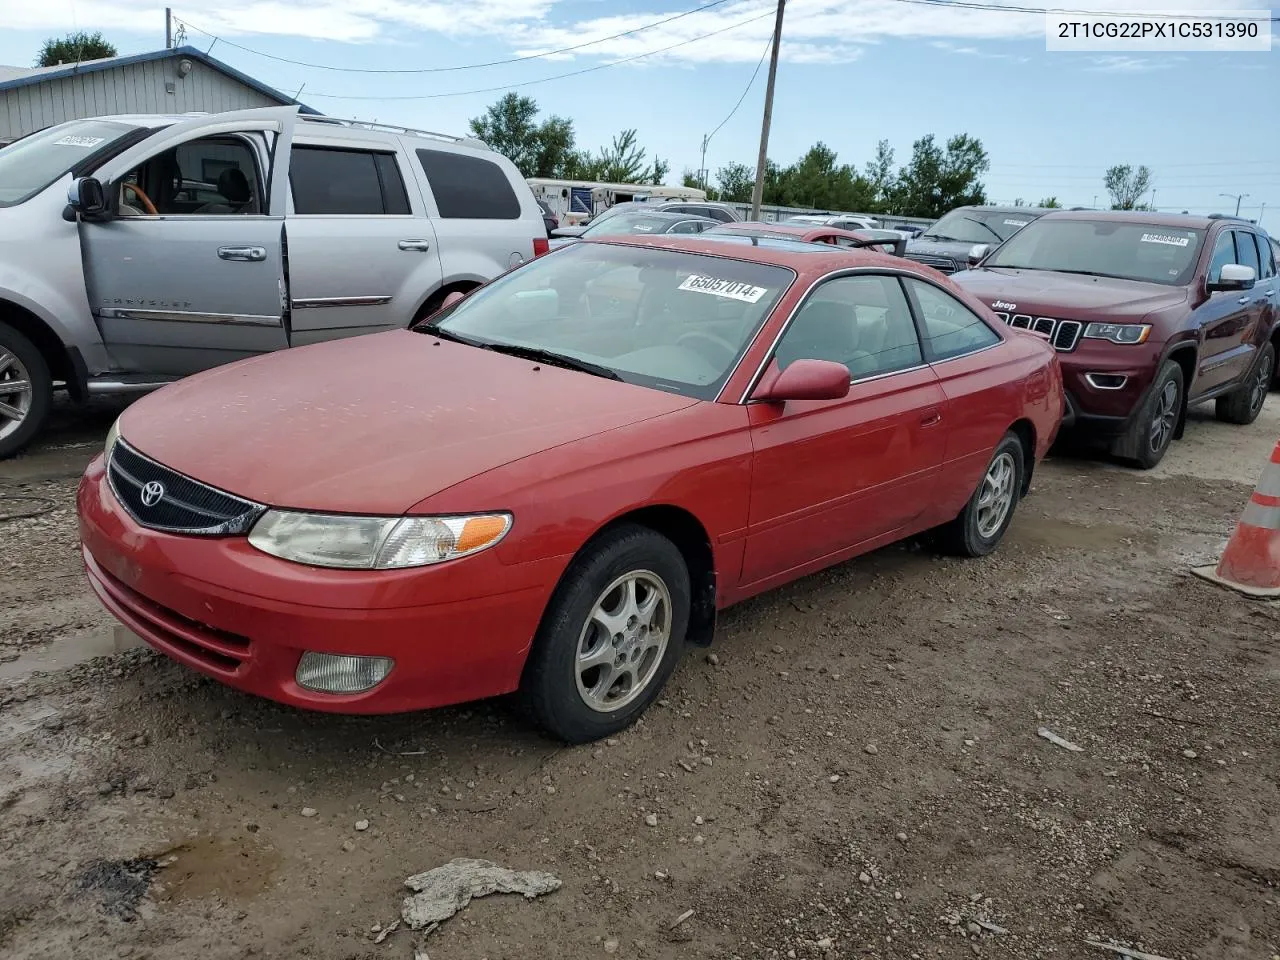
[1207,263,1256,293]
[752,359,851,403]
[66,177,107,217]
[967,244,991,267]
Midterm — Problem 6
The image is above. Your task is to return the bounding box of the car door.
[1194,228,1263,395]
[901,277,1012,525]
[284,137,442,345]
[79,106,297,376]
[741,272,947,586]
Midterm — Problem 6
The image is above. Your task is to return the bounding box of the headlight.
[104,416,121,459]
[247,511,512,570]
[1083,322,1151,345]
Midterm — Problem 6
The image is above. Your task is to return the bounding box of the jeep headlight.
[104,416,122,459]
[247,511,512,569]
[1083,322,1151,345]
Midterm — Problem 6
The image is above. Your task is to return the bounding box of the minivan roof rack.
[300,115,488,149]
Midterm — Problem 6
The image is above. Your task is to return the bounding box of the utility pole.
[1092,194,1098,209]
[699,133,710,194]
[165,7,173,48]
[750,0,785,221]
[1149,188,1156,211]
[1258,202,1266,226]
[1221,192,1249,217]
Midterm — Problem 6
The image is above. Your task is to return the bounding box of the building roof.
[0,46,319,114]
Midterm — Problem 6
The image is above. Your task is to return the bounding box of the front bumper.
[1057,340,1160,437]
[77,456,560,714]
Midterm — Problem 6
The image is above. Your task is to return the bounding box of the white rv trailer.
[527,178,706,226]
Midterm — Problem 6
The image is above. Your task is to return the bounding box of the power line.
[708,35,773,145]
[173,0,741,74]
[298,8,779,101]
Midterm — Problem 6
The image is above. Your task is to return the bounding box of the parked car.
[707,220,906,256]
[79,233,1063,743]
[652,201,742,223]
[548,210,718,248]
[783,213,880,232]
[904,205,1054,275]
[952,211,1278,468]
[537,197,559,236]
[552,200,740,240]
[0,105,548,458]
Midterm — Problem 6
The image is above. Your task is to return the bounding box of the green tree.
[1039,196,1062,208]
[37,31,116,66]
[888,133,989,218]
[591,129,651,183]
[862,139,896,213]
[716,162,754,204]
[468,93,577,179]
[1104,164,1153,210]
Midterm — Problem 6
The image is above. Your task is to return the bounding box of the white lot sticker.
[1003,219,1030,227]
[53,135,105,147]
[678,274,768,303]
[1140,232,1191,247]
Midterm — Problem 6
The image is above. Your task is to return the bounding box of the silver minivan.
[0,105,547,457]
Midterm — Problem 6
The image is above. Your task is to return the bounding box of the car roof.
[957,205,1055,216]
[590,234,917,274]
[1034,209,1244,230]
[608,210,716,223]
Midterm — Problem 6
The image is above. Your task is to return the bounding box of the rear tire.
[1112,360,1182,470]
[937,432,1025,558]
[0,321,52,460]
[1215,342,1273,425]
[520,524,690,744]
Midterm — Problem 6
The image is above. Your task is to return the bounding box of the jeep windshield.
[422,241,793,400]
[984,219,1204,286]
[922,209,1038,244]
[0,119,142,207]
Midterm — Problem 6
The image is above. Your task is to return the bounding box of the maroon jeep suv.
[953,211,1277,468]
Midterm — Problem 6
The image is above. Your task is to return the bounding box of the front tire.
[938,432,1025,557]
[520,524,690,744]
[1215,342,1273,425]
[1113,360,1183,470]
[0,321,52,460]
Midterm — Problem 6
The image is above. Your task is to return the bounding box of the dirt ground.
[2,395,1279,960]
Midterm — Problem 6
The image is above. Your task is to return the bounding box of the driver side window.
[117,136,262,217]
[1207,231,1236,283]
[775,275,922,381]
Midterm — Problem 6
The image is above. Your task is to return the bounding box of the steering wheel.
[676,330,738,368]
[122,182,158,216]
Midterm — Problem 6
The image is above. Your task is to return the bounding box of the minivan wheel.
[0,321,52,460]
[937,432,1025,557]
[520,524,690,744]
[1113,360,1182,470]
[1215,342,1273,425]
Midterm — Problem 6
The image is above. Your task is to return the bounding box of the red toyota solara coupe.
[78,234,1064,743]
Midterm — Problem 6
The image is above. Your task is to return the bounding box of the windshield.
[426,242,793,400]
[0,119,140,207]
[923,209,1036,244]
[582,212,684,237]
[984,219,1204,286]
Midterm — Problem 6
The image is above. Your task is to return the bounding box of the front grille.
[992,312,1083,353]
[108,441,264,535]
[906,253,958,274]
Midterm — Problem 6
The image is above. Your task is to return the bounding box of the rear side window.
[1260,235,1278,278]
[1233,230,1261,278]
[705,207,736,223]
[291,147,411,215]
[905,278,1001,361]
[416,149,520,219]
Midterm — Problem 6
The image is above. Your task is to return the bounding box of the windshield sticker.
[1140,233,1191,247]
[52,135,105,147]
[678,275,768,303]
[1003,219,1030,227]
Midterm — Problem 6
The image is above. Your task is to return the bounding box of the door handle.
[1238,296,1253,304]
[217,246,266,262]
[921,409,942,427]
[398,239,432,252]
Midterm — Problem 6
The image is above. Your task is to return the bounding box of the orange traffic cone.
[1193,439,1280,598]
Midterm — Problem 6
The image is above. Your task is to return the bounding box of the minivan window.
[291,147,410,216]
[985,219,1204,286]
[0,119,139,207]
[416,149,520,219]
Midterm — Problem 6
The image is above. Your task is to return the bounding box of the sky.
[0,0,1276,221]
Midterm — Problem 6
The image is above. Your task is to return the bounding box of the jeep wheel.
[1113,360,1182,470]
[0,321,52,460]
[1215,342,1273,426]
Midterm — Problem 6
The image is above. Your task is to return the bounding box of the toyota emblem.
[140,481,166,507]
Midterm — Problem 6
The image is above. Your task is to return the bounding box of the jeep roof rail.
[1207,213,1248,222]
[300,115,488,149]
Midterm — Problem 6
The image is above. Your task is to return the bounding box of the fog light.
[1085,373,1128,390]
[296,652,393,693]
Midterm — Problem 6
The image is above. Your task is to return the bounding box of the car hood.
[951,268,1189,319]
[118,330,698,515]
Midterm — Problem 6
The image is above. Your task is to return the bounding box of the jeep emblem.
[140,481,166,507]
[993,300,1017,311]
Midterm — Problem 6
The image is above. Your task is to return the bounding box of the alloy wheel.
[975,451,1016,539]
[1250,352,1273,416]
[575,571,671,713]
[0,349,32,444]
[1149,380,1179,455]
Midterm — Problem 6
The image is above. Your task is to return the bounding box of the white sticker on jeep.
[1003,219,1030,227]
[678,275,768,303]
[1140,233,1191,247]
[52,135,105,147]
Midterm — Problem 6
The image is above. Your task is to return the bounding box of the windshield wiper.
[922,233,961,242]
[419,325,486,345]
[483,343,623,381]
[961,216,1005,243]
